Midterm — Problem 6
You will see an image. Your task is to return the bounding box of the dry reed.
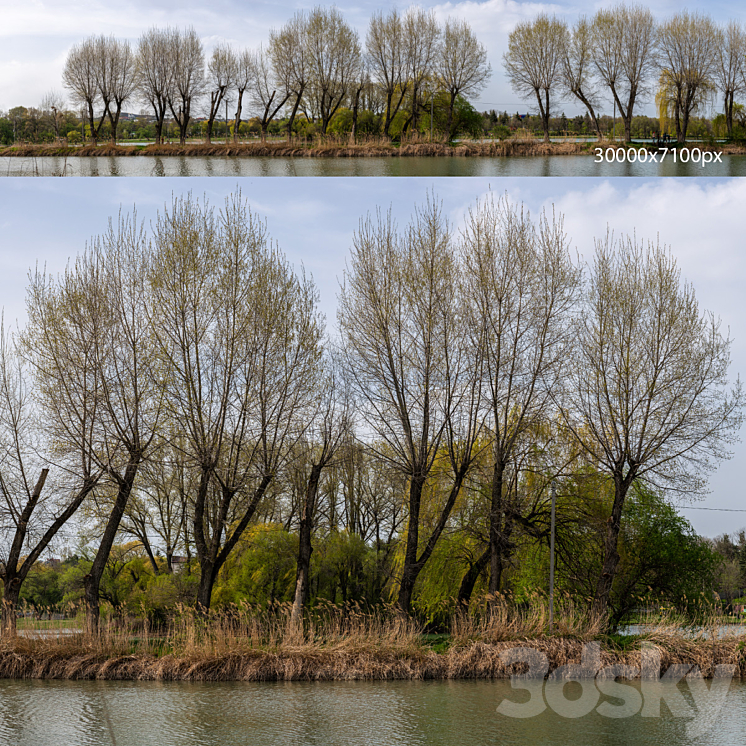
[1,596,744,681]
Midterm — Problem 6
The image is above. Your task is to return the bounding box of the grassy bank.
[1,599,744,682]
[2,140,744,159]
[0,140,595,159]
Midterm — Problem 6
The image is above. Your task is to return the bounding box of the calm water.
[0,677,742,746]
[3,154,746,177]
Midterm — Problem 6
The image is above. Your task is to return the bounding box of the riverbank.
[0,141,595,159]
[0,634,743,682]
[2,140,745,159]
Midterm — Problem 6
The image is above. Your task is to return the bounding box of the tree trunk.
[196,561,214,611]
[488,460,505,594]
[286,90,303,143]
[1,580,20,637]
[396,477,426,614]
[83,460,140,636]
[290,463,323,628]
[457,547,491,608]
[591,472,635,620]
[233,92,244,143]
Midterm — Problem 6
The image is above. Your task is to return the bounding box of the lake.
[0,677,740,745]
[3,154,746,177]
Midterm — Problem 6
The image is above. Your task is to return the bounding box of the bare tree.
[249,46,290,142]
[149,194,323,611]
[62,38,106,145]
[714,21,746,136]
[289,357,349,628]
[26,214,164,634]
[559,234,743,620]
[367,9,408,139]
[503,14,562,143]
[231,49,253,143]
[137,28,172,145]
[657,11,718,143]
[403,8,440,134]
[592,5,656,144]
[270,12,309,143]
[560,18,603,139]
[166,27,205,145]
[205,44,236,144]
[306,7,360,134]
[96,36,138,143]
[461,196,580,596]
[40,91,66,142]
[338,198,483,614]
[0,326,100,635]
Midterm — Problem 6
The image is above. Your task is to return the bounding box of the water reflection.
[2,155,746,177]
[0,677,743,746]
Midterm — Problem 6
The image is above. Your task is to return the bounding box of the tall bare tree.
[592,5,656,144]
[504,15,563,143]
[560,18,603,139]
[437,19,491,141]
[289,358,349,628]
[306,7,360,134]
[559,234,743,620]
[403,8,440,134]
[367,9,408,138]
[270,12,309,143]
[137,28,173,145]
[205,44,236,144]
[96,36,138,143]
[167,27,205,145]
[249,46,290,142]
[62,38,106,145]
[26,214,164,634]
[461,196,579,595]
[338,198,483,614]
[231,49,253,143]
[658,11,718,143]
[149,194,323,610]
[0,327,100,635]
[40,91,66,142]
[714,21,746,136]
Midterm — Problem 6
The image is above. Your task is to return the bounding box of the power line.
[674,506,746,513]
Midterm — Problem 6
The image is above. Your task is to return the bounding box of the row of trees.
[505,6,746,143]
[0,191,741,635]
[61,10,490,146]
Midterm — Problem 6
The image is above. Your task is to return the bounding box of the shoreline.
[1,141,745,159]
[0,141,590,158]
[1,636,743,682]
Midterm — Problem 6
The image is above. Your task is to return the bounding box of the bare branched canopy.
[504,15,565,143]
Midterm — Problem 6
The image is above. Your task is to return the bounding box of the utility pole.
[549,481,556,632]
[430,85,434,142]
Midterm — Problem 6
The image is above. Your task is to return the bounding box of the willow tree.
[338,198,483,614]
[149,194,323,611]
[560,234,743,620]
[461,196,579,597]
[504,15,565,143]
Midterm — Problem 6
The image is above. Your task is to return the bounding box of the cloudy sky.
[0,175,744,537]
[0,0,743,118]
